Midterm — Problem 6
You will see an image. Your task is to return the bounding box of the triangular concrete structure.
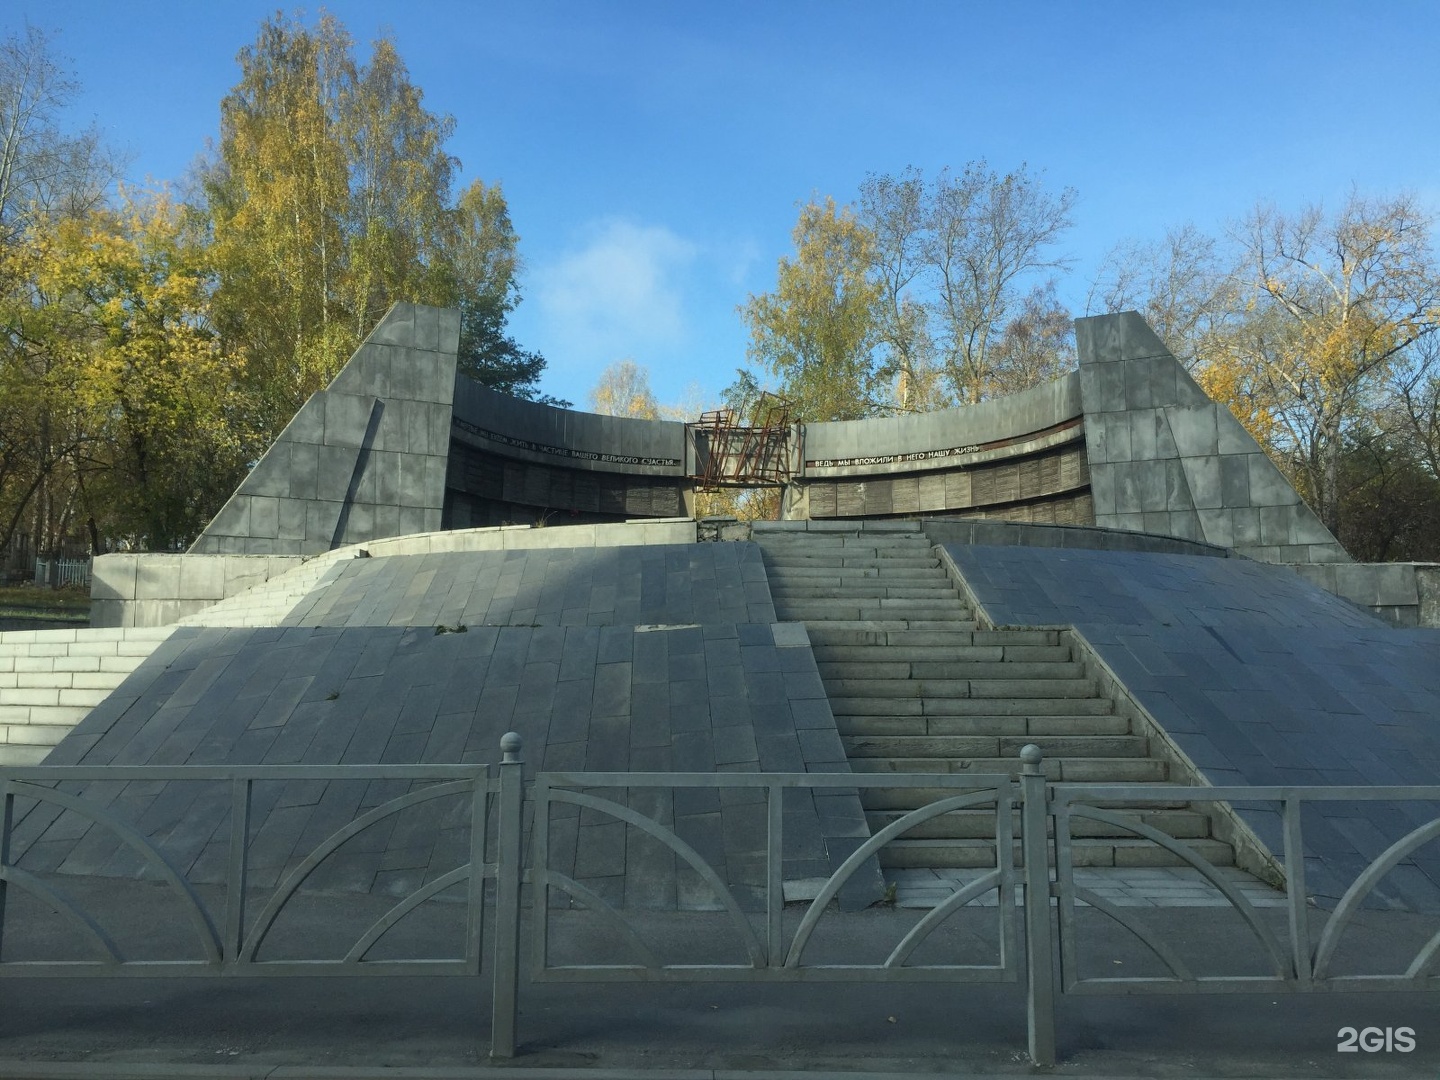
[1076,311,1349,564]
[189,304,459,556]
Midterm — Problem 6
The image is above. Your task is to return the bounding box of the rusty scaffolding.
[690,393,795,489]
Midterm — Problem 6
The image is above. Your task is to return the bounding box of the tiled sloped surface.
[947,544,1440,910]
[953,545,1382,630]
[282,544,775,628]
[16,622,878,910]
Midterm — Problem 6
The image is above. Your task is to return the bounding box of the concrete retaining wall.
[94,520,701,629]
[91,554,307,628]
[452,377,687,477]
[0,627,174,763]
[1289,562,1440,628]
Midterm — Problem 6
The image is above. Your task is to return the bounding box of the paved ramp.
[15,543,882,909]
[947,543,1440,909]
[283,543,775,628]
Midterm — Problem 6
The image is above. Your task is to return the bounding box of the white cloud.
[720,236,762,288]
[533,219,698,378]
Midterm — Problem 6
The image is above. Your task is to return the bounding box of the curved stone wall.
[800,373,1081,473]
[447,365,1092,527]
[790,375,1090,523]
[447,379,694,527]
[188,303,1349,565]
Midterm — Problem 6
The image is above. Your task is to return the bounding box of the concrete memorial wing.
[0,300,1433,933]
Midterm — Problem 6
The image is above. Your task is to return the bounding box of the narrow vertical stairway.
[750,520,1233,869]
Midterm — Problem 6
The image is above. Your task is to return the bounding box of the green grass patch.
[0,584,91,618]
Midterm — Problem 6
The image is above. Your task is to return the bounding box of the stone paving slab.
[282,544,776,629]
[944,542,1440,911]
[14,623,881,909]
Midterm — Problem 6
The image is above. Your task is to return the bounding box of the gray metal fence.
[1,737,1438,1065]
[530,769,1018,983]
[32,556,91,589]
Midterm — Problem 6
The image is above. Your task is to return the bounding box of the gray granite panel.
[1166,405,1220,458]
[1128,408,1158,461]
[1077,311,1349,564]
[191,303,457,555]
[284,396,326,446]
[21,603,877,909]
[1105,415,1133,463]
[1180,455,1223,511]
[948,541,1440,909]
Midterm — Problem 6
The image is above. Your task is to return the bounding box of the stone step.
[826,677,1098,700]
[807,628,1061,648]
[755,533,930,546]
[813,644,1073,664]
[760,525,1229,877]
[779,600,974,621]
[877,837,1235,869]
[773,585,964,601]
[769,571,952,586]
[766,565,951,582]
[818,660,1085,681]
[760,546,935,558]
[829,696,1116,717]
[850,756,1168,782]
[752,520,921,534]
[762,556,944,570]
[865,807,1214,841]
[792,620,982,633]
[836,714,1133,737]
[841,734,1149,758]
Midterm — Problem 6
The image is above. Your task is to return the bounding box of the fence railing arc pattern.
[1,736,1438,1066]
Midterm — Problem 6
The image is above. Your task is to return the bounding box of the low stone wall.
[91,554,306,628]
[0,627,175,763]
[1288,562,1440,628]
[921,518,1232,558]
[697,517,752,542]
[92,519,701,629]
[358,517,697,557]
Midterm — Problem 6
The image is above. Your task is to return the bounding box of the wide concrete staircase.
[750,520,1232,870]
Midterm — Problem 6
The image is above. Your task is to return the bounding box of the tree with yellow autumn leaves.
[1098,193,1440,552]
[741,179,1440,554]
[0,16,550,556]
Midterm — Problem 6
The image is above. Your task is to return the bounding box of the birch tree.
[588,358,660,419]
[740,197,885,422]
[205,13,549,434]
[1222,193,1440,534]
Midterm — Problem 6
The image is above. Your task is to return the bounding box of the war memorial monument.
[0,305,1437,1070]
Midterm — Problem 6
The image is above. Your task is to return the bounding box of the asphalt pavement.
[1,875,1437,1079]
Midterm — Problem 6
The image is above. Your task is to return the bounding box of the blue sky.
[8,1,1440,410]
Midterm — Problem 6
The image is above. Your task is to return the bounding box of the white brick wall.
[0,627,174,764]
